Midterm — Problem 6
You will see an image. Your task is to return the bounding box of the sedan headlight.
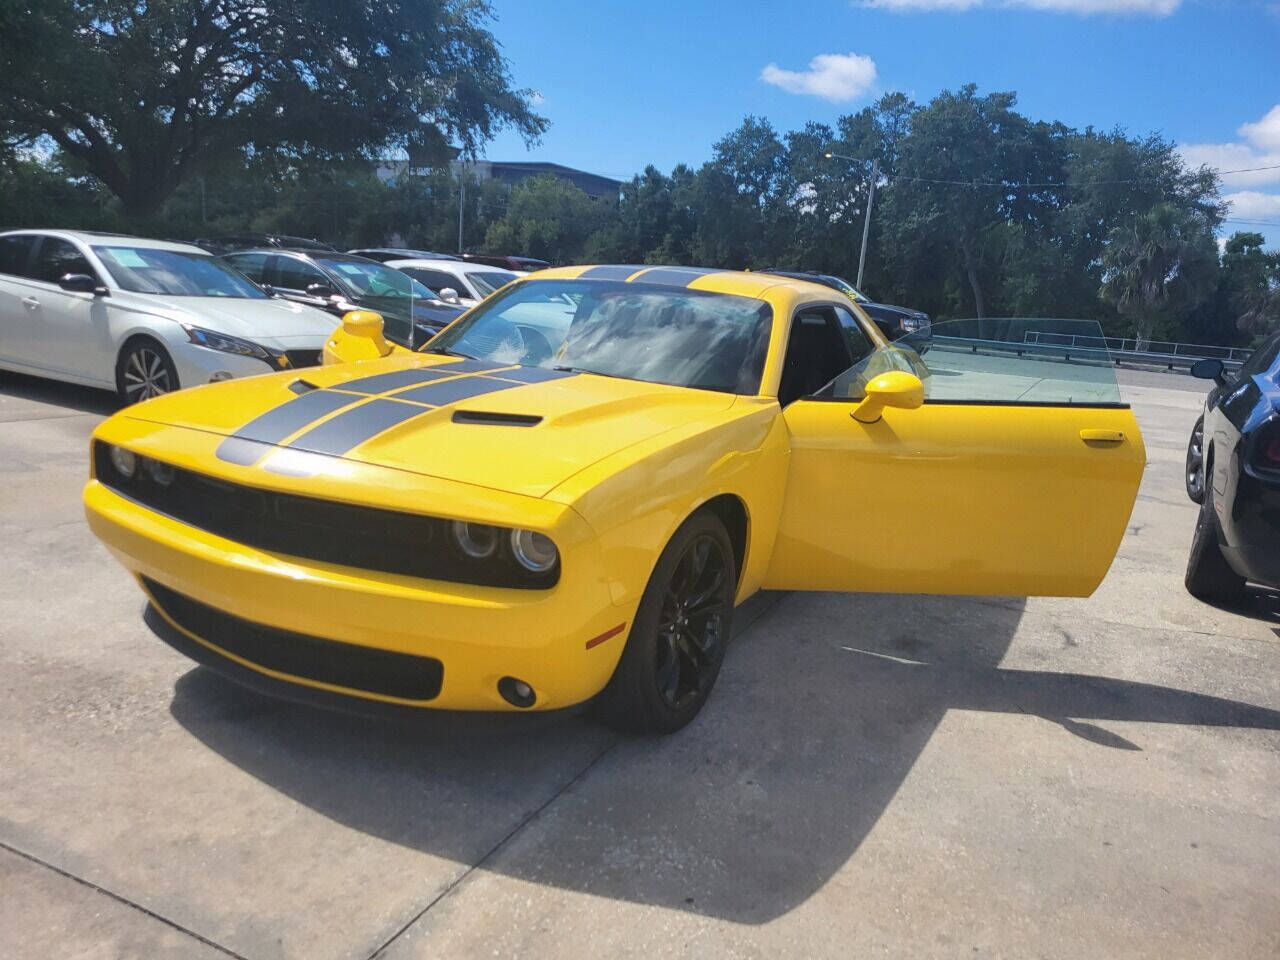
[183,324,275,362]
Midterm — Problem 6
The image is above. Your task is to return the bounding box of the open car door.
[764,317,1145,597]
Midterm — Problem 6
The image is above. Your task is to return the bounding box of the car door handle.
[21,296,39,309]
[1080,429,1125,443]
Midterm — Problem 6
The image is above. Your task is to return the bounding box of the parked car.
[384,258,520,306]
[193,234,335,255]
[757,269,931,353]
[220,248,464,348]
[0,230,337,403]
[461,253,550,272]
[85,264,1144,734]
[1184,336,1280,603]
[347,247,460,263]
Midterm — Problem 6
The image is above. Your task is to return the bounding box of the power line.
[881,162,1280,190]
[1223,217,1280,227]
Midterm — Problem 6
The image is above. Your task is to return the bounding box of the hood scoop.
[450,410,543,427]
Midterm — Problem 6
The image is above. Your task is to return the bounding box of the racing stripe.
[577,265,648,281]
[393,375,522,407]
[215,390,360,464]
[492,366,576,384]
[335,367,457,395]
[285,398,433,457]
[629,266,725,287]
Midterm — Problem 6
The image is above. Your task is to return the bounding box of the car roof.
[386,258,498,271]
[1,229,207,254]
[527,264,831,299]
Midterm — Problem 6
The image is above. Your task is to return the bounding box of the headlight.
[146,459,175,486]
[452,521,499,560]
[510,529,558,573]
[109,445,137,479]
[183,324,274,361]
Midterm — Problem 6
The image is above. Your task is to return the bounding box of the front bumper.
[84,477,633,712]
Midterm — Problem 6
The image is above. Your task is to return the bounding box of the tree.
[1214,232,1280,339]
[0,0,546,217]
[1100,203,1220,345]
[483,175,612,264]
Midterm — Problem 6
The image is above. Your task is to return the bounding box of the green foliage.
[0,0,546,216]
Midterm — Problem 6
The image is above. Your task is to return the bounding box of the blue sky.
[481,0,1280,247]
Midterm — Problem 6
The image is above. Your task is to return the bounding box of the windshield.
[426,279,774,394]
[316,258,433,300]
[468,270,519,296]
[93,246,268,298]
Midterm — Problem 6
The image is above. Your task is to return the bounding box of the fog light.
[146,459,174,486]
[109,446,137,479]
[498,676,536,708]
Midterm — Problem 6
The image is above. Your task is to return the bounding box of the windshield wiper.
[423,346,478,360]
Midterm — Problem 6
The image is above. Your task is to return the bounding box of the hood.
[132,295,339,340]
[122,355,736,498]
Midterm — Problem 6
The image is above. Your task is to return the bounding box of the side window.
[1235,337,1280,383]
[777,306,855,407]
[0,235,39,278]
[225,252,269,284]
[273,257,325,292]
[32,238,98,284]
[403,268,458,295]
[833,305,876,366]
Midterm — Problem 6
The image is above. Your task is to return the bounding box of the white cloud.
[861,0,1179,13]
[760,53,877,103]
[1179,105,1280,230]
[1240,105,1280,152]
[1223,191,1280,221]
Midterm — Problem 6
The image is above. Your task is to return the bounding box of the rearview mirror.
[851,371,925,424]
[323,309,394,365]
[58,272,107,296]
[1190,357,1226,385]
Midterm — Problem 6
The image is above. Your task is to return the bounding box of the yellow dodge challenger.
[85,266,1145,733]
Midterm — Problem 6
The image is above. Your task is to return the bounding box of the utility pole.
[457,176,465,254]
[857,158,878,290]
[824,151,879,290]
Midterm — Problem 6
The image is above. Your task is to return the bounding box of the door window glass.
[273,257,327,292]
[33,238,98,284]
[777,306,855,407]
[1235,335,1280,382]
[0,235,38,277]
[223,252,270,284]
[399,268,459,295]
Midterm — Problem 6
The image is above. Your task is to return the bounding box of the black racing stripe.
[285,398,433,457]
[577,265,647,281]
[393,375,521,407]
[216,436,273,466]
[492,365,576,384]
[436,357,506,374]
[629,267,724,287]
[222,389,360,449]
[336,367,457,394]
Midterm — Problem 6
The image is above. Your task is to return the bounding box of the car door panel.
[764,400,1145,597]
[0,234,41,365]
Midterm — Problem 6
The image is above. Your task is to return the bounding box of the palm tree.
[1101,203,1218,348]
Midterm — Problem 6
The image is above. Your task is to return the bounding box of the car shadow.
[167,591,1280,924]
[0,369,121,417]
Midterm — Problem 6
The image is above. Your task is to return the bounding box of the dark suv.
[221,249,463,348]
[348,247,460,263]
[758,269,931,353]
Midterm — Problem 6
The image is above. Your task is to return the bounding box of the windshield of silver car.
[93,247,269,298]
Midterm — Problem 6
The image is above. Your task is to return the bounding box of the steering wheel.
[516,325,554,364]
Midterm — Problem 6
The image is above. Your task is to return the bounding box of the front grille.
[93,442,558,589]
[285,349,322,369]
[144,578,443,701]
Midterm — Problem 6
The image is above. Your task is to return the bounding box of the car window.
[223,252,270,284]
[273,257,327,292]
[1235,336,1280,382]
[0,234,38,278]
[32,237,98,284]
[92,246,269,297]
[777,306,857,407]
[400,268,461,296]
[315,258,433,300]
[469,270,518,296]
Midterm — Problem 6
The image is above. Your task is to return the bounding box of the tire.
[1185,478,1246,605]
[1185,415,1205,504]
[116,338,179,405]
[593,511,737,734]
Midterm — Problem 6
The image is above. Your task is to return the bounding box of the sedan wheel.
[116,341,178,404]
[594,512,736,734]
[1185,415,1205,504]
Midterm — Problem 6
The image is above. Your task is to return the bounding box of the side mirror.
[438,287,461,304]
[323,309,394,364]
[306,282,337,298]
[1190,357,1226,385]
[59,272,107,296]
[851,370,925,424]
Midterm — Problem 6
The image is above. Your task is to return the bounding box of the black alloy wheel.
[594,512,736,734]
[1185,415,1205,504]
[116,339,178,404]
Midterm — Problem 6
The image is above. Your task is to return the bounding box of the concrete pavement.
[1,366,1276,959]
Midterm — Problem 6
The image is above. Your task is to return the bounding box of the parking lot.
[1,366,1277,960]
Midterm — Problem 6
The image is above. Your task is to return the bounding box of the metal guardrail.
[930,332,1249,373]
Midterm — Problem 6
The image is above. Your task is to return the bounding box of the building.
[376,158,622,202]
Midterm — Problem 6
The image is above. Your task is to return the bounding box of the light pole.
[824,151,878,290]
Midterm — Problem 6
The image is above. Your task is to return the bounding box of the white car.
[383,258,521,307]
[0,230,339,403]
